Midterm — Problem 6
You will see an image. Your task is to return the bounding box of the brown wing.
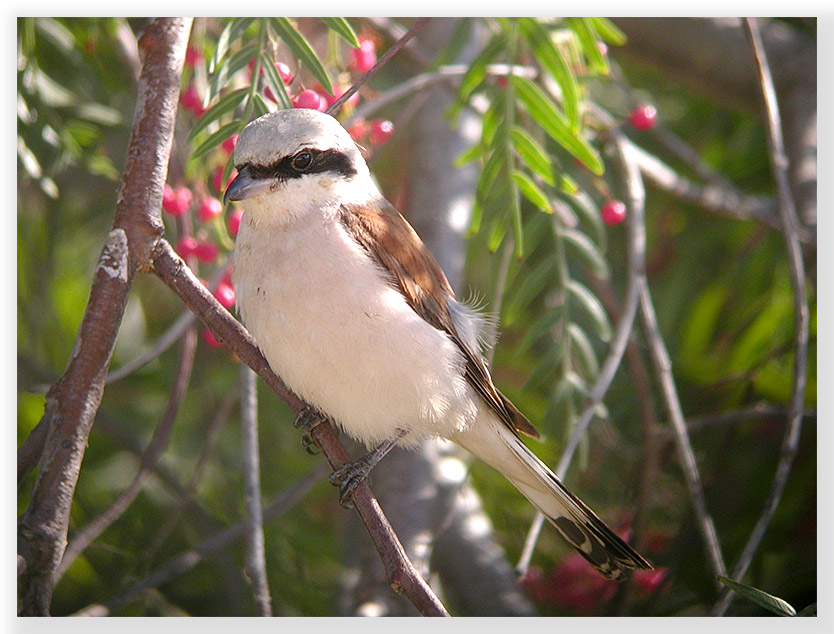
[339,199,539,439]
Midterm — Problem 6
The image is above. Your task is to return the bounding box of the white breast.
[232,195,479,448]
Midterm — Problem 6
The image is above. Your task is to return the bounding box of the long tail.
[452,413,652,580]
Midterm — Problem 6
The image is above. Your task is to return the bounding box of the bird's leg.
[292,405,328,455]
[329,429,409,508]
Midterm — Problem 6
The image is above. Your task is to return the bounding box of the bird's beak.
[223,165,272,205]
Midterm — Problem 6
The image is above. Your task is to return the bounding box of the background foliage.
[17,17,816,616]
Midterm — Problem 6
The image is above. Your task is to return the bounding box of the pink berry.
[180,84,204,116]
[185,45,203,68]
[164,186,192,217]
[175,235,198,258]
[227,208,244,238]
[162,184,176,211]
[291,89,325,111]
[221,134,238,156]
[601,200,627,226]
[369,119,393,146]
[197,197,223,223]
[276,62,293,84]
[629,104,657,131]
[320,84,359,109]
[214,281,236,310]
[212,167,236,194]
[347,118,368,142]
[202,327,223,348]
[634,568,668,594]
[193,240,219,263]
[351,38,377,74]
[496,76,508,88]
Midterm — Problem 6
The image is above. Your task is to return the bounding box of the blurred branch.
[54,325,198,582]
[150,239,449,616]
[17,18,192,615]
[239,365,272,616]
[713,18,810,615]
[72,464,328,616]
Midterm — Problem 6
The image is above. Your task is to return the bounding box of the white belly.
[232,209,478,448]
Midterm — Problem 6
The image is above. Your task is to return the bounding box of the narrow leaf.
[210,18,255,74]
[321,17,359,47]
[504,255,557,325]
[567,279,612,341]
[260,55,293,109]
[191,121,243,160]
[512,170,552,213]
[562,228,609,278]
[716,577,796,617]
[208,41,256,102]
[568,18,609,75]
[450,32,504,124]
[511,126,555,186]
[519,17,580,132]
[567,322,599,380]
[512,75,603,175]
[271,17,332,93]
[454,142,484,168]
[187,88,248,145]
[589,17,627,46]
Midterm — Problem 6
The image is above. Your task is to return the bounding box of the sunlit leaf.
[271,17,332,93]
[320,18,359,47]
[717,577,796,617]
[512,170,552,213]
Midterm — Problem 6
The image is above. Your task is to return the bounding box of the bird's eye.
[292,150,313,172]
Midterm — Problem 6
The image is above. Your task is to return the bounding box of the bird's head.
[224,109,374,220]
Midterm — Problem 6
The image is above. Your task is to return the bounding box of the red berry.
[369,119,393,146]
[221,134,238,156]
[227,208,244,238]
[214,281,236,310]
[162,184,176,211]
[629,104,657,131]
[180,84,205,116]
[601,200,627,226]
[185,45,203,68]
[212,167,236,194]
[351,38,377,74]
[197,197,223,223]
[175,235,198,258]
[202,327,223,348]
[276,62,293,84]
[496,76,508,88]
[163,186,192,217]
[320,84,359,109]
[193,240,219,263]
[347,118,369,142]
[634,568,668,594]
[291,89,326,111]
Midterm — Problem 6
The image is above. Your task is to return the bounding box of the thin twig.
[72,464,329,616]
[712,18,810,615]
[54,325,198,582]
[239,365,272,616]
[327,18,432,116]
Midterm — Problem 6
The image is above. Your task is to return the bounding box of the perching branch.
[712,18,809,615]
[17,18,192,615]
[150,239,449,616]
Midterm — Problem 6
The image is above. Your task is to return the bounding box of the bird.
[224,107,651,580]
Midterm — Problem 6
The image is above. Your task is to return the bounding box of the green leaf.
[511,126,555,186]
[562,228,609,278]
[517,307,564,355]
[519,17,580,132]
[567,18,609,75]
[191,121,242,160]
[567,322,599,380]
[271,17,332,93]
[251,93,270,117]
[504,255,557,325]
[487,206,511,252]
[512,170,552,213]
[187,87,248,145]
[320,17,359,47]
[208,42,256,103]
[557,190,606,249]
[476,147,506,201]
[567,280,611,341]
[454,142,484,168]
[260,55,293,109]
[716,577,796,617]
[210,18,255,74]
[511,75,603,175]
[589,17,627,46]
[797,603,817,617]
[450,32,504,124]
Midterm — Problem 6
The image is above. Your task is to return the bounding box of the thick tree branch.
[17,18,192,615]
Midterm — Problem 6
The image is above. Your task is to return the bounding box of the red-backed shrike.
[224,108,650,579]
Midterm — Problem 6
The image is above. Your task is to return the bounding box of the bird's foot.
[328,430,408,508]
[292,405,327,455]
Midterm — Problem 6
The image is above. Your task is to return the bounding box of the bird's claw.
[328,458,375,508]
[293,406,326,454]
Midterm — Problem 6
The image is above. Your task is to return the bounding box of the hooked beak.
[223,165,273,205]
